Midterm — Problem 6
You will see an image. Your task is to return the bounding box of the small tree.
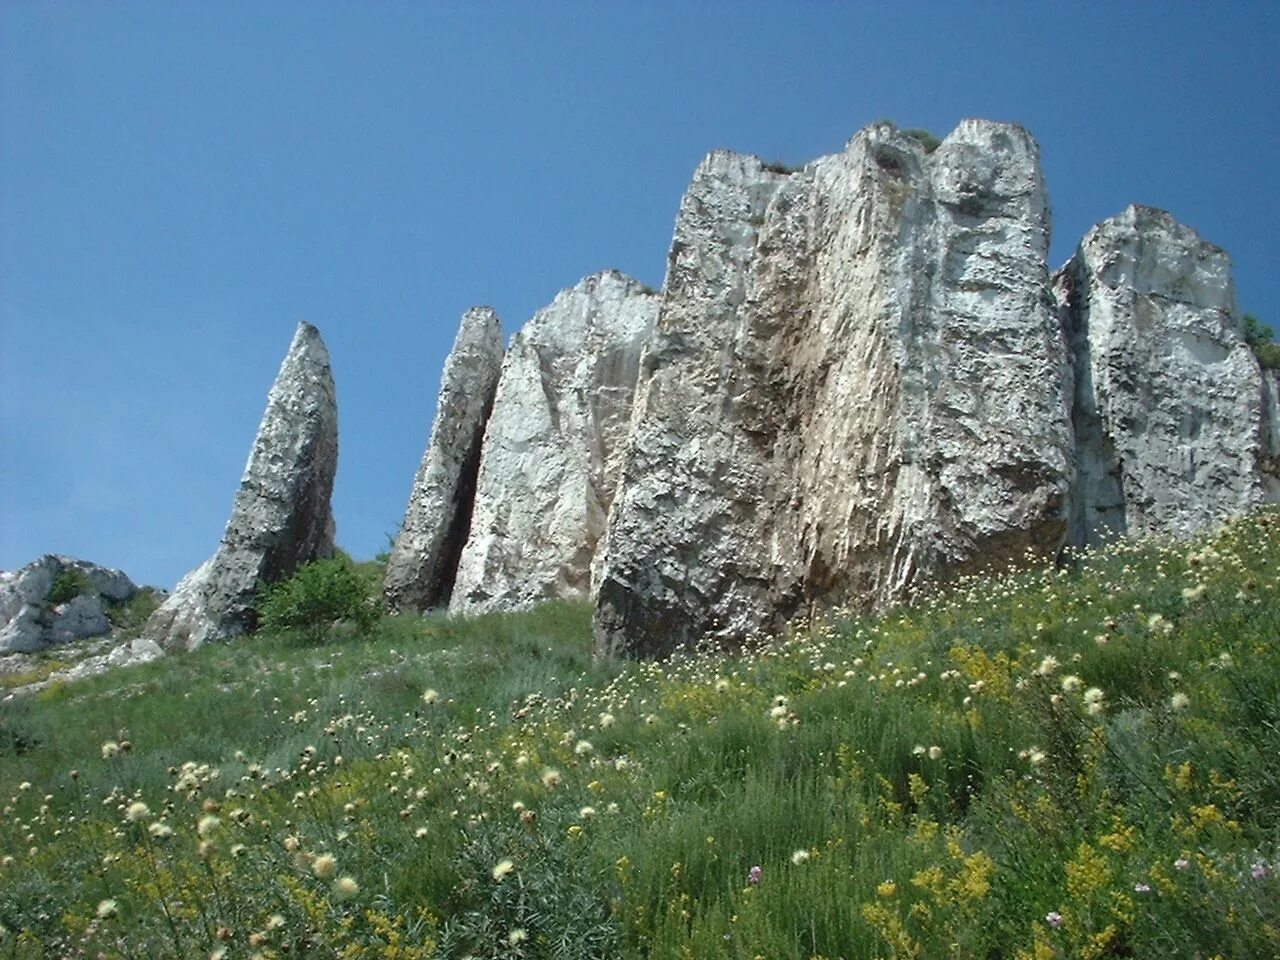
[256,555,382,643]
[47,569,92,606]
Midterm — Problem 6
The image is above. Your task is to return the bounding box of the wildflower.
[1061,675,1082,693]
[197,815,220,837]
[1133,882,1150,893]
[283,835,300,852]
[1170,692,1190,712]
[579,806,597,820]
[928,745,943,761]
[1174,858,1190,870]
[1181,584,1206,602]
[96,899,118,920]
[768,705,788,720]
[312,854,337,880]
[747,865,762,886]
[1083,687,1105,716]
[148,822,173,839]
[1252,862,1268,879]
[574,740,594,756]
[101,741,120,759]
[266,914,285,930]
[17,782,30,792]
[492,858,515,881]
[715,677,730,692]
[876,880,897,897]
[1045,911,1063,928]
[598,712,615,728]
[331,876,359,901]
[414,826,429,838]
[508,928,528,946]
[912,745,927,756]
[421,689,440,705]
[1035,655,1059,677]
[540,767,562,789]
[230,844,247,858]
[791,849,811,865]
[125,801,150,822]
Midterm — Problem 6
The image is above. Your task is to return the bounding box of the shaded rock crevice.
[383,307,505,613]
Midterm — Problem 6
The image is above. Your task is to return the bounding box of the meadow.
[1,509,1278,959]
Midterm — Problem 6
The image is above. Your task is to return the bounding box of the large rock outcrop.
[1054,205,1271,544]
[383,307,505,612]
[144,322,338,649]
[0,555,139,654]
[594,120,1074,657]
[449,271,660,615]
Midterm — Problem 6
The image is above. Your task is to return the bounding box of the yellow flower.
[876,880,897,897]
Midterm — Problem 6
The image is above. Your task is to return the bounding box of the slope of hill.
[2,511,1278,958]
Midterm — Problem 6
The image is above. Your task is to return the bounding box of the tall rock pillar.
[145,322,339,649]
[383,307,505,612]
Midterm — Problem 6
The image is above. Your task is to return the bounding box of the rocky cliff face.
[449,271,660,616]
[0,555,139,654]
[384,307,505,612]
[1264,368,1280,499]
[594,121,1074,657]
[1054,206,1270,545]
[145,322,338,649]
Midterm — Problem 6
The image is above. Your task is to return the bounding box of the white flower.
[790,849,811,865]
[1035,656,1059,677]
[574,740,594,756]
[331,876,359,901]
[125,801,150,822]
[96,899,118,919]
[928,746,943,761]
[1170,692,1190,712]
[421,689,440,705]
[312,854,337,880]
[1060,675,1082,693]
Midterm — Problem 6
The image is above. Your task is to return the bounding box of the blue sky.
[2,2,1277,589]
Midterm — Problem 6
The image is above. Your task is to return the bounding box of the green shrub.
[255,555,382,643]
[46,569,91,606]
[903,128,942,153]
[1244,313,1280,370]
[104,587,162,634]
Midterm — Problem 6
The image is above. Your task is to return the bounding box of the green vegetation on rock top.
[2,510,1279,958]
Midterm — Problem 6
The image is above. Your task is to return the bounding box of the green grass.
[2,512,1279,958]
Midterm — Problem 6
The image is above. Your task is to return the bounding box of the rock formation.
[1264,368,1280,499]
[384,307,505,612]
[594,121,1074,657]
[144,322,338,649]
[0,555,139,654]
[1054,205,1271,545]
[449,271,660,615]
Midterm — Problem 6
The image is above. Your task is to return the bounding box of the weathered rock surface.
[1263,368,1280,500]
[384,307,505,612]
[144,322,339,649]
[449,271,660,615]
[594,121,1073,657]
[1054,205,1271,545]
[0,555,140,654]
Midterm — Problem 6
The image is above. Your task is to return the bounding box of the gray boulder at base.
[1054,205,1272,545]
[449,270,660,616]
[593,120,1073,658]
[0,555,139,654]
[383,307,505,612]
[144,322,338,649]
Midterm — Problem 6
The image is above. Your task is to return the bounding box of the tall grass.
[2,511,1278,957]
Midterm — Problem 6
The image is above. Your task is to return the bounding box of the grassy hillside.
[2,511,1278,958]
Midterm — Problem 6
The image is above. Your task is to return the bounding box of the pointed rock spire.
[383,307,505,612]
[145,322,339,649]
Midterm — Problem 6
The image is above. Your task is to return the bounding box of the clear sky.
[2,2,1278,589]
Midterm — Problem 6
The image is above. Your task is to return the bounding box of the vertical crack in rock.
[383,307,505,612]
[144,322,338,649]
[1054,205,1269,545]
[449,271,660,616]
[594,120,1074,658]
